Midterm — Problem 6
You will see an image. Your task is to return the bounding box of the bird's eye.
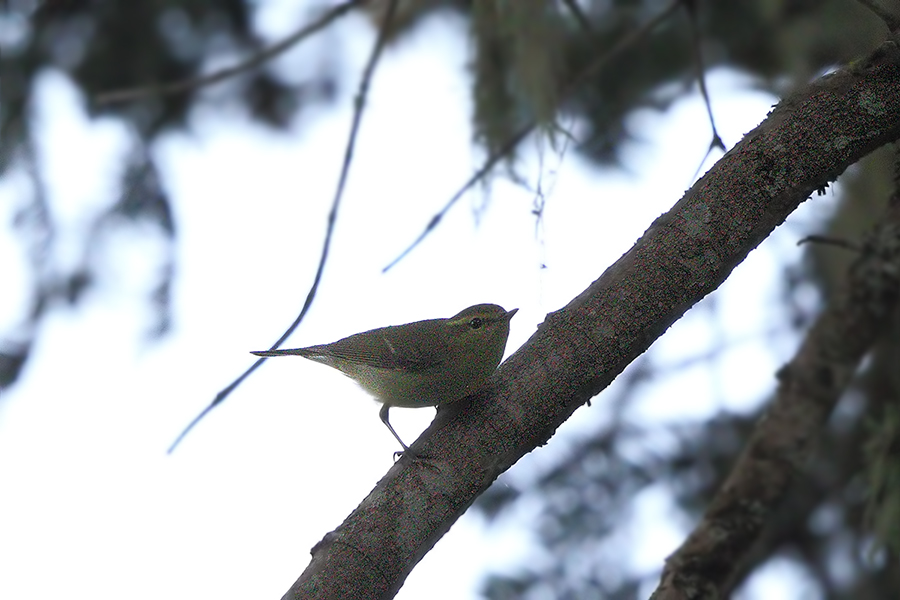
[469,318,483,329]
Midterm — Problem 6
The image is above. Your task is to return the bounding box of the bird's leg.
[378,405,441,469]
[379,404,410,457]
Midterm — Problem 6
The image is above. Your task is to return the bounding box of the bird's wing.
[310,320,447,371]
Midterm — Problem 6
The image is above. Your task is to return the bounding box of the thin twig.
[95,0,368,105]
[683,0,726,184]
[381,125,532,272]
[796,234,864,252]
[383,0,681,273]
[167,0,399,453]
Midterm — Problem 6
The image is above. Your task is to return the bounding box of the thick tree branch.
[858,0,900,33]
[651,172,900,599]
[282,42,900,600]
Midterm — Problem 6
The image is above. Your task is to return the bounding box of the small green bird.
[252,304,517,452]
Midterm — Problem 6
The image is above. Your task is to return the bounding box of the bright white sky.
[0,4,835,600]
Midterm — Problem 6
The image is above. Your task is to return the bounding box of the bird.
[251,303,518,452]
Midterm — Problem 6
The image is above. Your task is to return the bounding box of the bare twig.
[683,0,726,184]
[167,0,399,454]
[796,234,864,252]
[381,125,532,272]
[651,202,900,599]
[383,0,681,273]
[95,0,368,105]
